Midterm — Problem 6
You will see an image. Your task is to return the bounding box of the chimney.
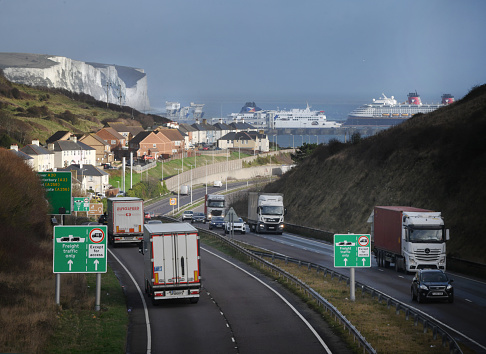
[203,119,207,125]
[32,139,40,146]
[48,143,54,151]
[10,144,18,151]
[70,135,77,143]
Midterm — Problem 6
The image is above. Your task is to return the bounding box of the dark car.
[209,216,225,230]
[411,269,454,303]
[191,212,206,224]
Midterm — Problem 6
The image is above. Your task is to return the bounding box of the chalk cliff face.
[0,53,150,111]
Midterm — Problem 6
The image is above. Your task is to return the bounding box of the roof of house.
[80,133,110,146]
[96,127,125,140]
[49,140,95,151]
[58,164,109,177]
[129,131,154,145]
[46,131,72,144]
[157,128,184,141]
[10,149,33,160]
[20,144,53,156]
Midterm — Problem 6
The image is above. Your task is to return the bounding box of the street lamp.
[226,147,229,191]
[175,168,182,212]
[188,164,193,205]
[205,161,208,195]
[292,134,294,149]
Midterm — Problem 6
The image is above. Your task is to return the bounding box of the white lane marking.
[465,298,473,303]
[108,249,152,354]
[202,247,332,354]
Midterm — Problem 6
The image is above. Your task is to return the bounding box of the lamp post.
[205,161,208,195]
[226,147,229,191]
[175,168,182,212]
[188,164,193,205]
[292,134,294,149]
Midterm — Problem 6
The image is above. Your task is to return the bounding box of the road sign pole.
[95,273,101,311]
[55,274,61,305]
[350,267,355,301]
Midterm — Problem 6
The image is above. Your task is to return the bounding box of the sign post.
[53,225,107,310]
[334,234,371,301]
[170,197,177,215]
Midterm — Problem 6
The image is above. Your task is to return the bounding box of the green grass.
[44,268,128,353]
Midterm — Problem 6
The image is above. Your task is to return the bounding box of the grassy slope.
[265,85,486,263]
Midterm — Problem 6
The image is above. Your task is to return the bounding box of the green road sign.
[39,171,72,215]
[334,234,371,268]
[53,225,107,273]
[73,197,90,212]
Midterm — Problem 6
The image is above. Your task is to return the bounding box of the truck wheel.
[384,259,390,268]
[378,252,383,267]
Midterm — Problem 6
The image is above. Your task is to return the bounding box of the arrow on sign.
[94,259,99,271]
[344,258,348,266]
[362,258,366,266]
[68,259,73,271]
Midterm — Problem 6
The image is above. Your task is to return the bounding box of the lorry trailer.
[140,223,201,304]
[371,206,449,272]
[107,197,144,246]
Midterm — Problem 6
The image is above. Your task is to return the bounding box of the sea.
[150,98,373,148]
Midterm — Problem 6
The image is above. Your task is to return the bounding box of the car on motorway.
[213,180,222,187]
[411,269,454,303]
[182,210,194,221]
[208,216,225,230]
[225,217,246,234]
[146,219,163,224]
[191,212,206,224]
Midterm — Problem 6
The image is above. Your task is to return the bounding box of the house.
[47,135,96,168]
[19,139,55,172]
[96,127,126,150]
[59,164,110,195]
[108,122,144,146]
[178,123,198,148]
[156,128,185,155]
[212,121,232,142]
[79,133,113,165]
[218,131,269,152]
[128,131,166,160]
[9,145,35,169]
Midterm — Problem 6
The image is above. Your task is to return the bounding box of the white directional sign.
[334,234,371,268]
[53,225,107,273]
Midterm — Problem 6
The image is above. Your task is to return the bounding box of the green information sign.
[39,171,72,215]
[334,234,371,268]
[73,197,90,212]
[53,225,107,273]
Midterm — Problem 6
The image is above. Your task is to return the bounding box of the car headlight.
[446,284,453,290]
[419,284,428,291]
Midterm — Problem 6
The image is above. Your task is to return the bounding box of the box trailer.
[140,223,201,304]
[107,197,144,246]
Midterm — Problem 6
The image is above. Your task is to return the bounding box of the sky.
[1,0,486,116]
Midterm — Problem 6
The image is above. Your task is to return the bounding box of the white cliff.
[0,53,150,112]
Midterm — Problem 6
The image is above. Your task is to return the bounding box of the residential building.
[19,139,55,172]
[128,131,166,159]
[47,136,96,168]
[59,164,110,195]
[156,128,185,155]
[9,145,35,169]
[79,133,113,165]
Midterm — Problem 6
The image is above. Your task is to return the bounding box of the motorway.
[115,183,486,353]
[109,182,350,353]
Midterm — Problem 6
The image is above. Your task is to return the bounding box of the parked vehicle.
[140,223,201,304]
[204,194,225,221]
[180,185,191,195]
[225,217,246,234]
[107,197,144,246]
[191,212,206,223]
[182,210,194,221]
[247,192,286,234]
[371,206,449,272]
[208,216,225,230]
[213,180,222,187]
[411,269,454,303]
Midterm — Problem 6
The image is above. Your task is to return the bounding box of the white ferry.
[228,102,342,129]
[343,92,454,126]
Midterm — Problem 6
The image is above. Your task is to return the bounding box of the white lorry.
[107,197,144,246]
[180,185,191,195]
[204,194,225,222]
[247,192,286,234]
[371,206,450,272]
[140,223,201,304]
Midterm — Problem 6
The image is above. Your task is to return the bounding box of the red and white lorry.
[371,206,449,272]
[140,223,201,304]
[107,197,144,246]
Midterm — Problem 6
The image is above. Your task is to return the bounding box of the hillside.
[264,84,486,263]
[0,70,167,147]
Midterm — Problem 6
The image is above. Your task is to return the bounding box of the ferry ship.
[228,102,342,129]
[343,92,454,127]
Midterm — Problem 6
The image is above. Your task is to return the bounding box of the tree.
[290,142,318,164]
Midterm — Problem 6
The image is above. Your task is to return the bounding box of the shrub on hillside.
[0,149,51,272]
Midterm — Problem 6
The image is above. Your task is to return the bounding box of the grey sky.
[2,0,485,113]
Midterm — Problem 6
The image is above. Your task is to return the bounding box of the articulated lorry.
[371,206,449,272]
[140,223,201,304]
[204,194,225,221]
[247,192,286,234]
[107,197,144,246]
